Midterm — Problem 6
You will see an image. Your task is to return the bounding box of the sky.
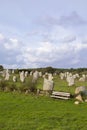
[0,0,87,69]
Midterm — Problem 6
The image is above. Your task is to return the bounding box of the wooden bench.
[50,91,71,100]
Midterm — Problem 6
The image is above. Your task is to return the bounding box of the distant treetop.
[0,65,4,71]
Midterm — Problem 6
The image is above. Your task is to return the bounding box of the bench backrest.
[52,91,70,97]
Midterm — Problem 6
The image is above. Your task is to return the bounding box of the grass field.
[0,92,87,130]
[0,74,87,130]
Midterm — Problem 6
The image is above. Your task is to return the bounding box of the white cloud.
[3,64,19,69]
[0,33,4,41]
[17,41,76,64]
[4,38,20,50]
[1,21,87,69]
[35,24,76,44]
[17,38,87,68]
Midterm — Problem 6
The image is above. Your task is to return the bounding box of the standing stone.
[48,73,53,81]
[25,71,28,77]
[39,72,42,77]
[43,74,54,93]
[5,69,10,80]
[20,71,25,82]
[32,70,39,83]
[67,76,75,86]
[12,70,14,74]
[60,73,65,80]
[30,71,33,76]
[13,76,17,82]
[75,86,87,102]
[79,74,86,82]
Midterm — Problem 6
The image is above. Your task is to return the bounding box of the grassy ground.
[0,74,87,130]
[0,92,87,130]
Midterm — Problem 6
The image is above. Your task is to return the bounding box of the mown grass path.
[0,92,87,130]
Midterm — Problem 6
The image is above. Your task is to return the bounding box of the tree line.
[1,65,87,74]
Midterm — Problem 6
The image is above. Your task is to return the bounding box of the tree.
[0,65,4,71]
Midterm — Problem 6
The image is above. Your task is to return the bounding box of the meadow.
[0,73,87,130]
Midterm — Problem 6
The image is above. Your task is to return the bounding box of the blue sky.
[0,0,87,69]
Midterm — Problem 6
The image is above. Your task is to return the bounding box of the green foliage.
[41,66,56,74]
[10,67,87,76]
[0,65,4,71]
[26,78,37,93]
[7,82,17,91]
[0,80,8,91]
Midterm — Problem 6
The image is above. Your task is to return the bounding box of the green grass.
[0,92,87,130]
[0,74,87,129]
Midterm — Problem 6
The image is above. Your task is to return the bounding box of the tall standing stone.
[32,70,39,83]
[20,71,25,82]
[43,74,54,93]
[25,71,28,77]
[5,69,10,80]
[13,76,17,82]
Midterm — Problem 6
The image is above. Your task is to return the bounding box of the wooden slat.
[50,91,71,100]
[50,95,70,99]
[52,91,70,96]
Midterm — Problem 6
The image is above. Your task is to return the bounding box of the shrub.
[0,80,8,91]
[17,83,29,92]
[7,83,17,91]
[24,78,37,93]
[29,81,37,93]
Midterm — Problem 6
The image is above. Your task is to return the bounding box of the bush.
[24,78,37,93]
[17,83,29,92]
[29,81,37,93]
[0,80,8,91]
[7,83,17,91]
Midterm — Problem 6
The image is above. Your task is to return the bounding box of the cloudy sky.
[0,0,87,69]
